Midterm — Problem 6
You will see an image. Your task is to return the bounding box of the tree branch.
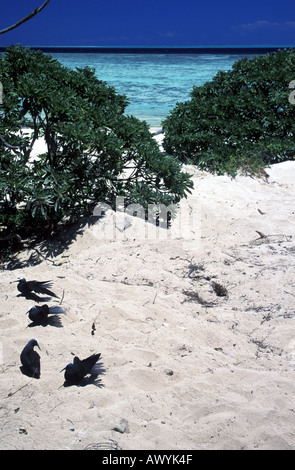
[0,0,51,35]
[0,134,19,149]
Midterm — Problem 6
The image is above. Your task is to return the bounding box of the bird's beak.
[60,362,70,373]
[10,280,19,284]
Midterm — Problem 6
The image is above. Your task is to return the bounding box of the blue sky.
[0,0,294,47]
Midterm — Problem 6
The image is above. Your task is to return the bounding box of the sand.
[1,132,295,450]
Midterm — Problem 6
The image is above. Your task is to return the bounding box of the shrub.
[162,49,295,175]
[0,45,193,243]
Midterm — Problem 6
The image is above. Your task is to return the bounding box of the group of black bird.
[12,277,101,386]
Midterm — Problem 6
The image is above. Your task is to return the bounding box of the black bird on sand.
[12,278,59,300]
[61,353,101,385]
[27,304,65,326]
[20,338,41,379]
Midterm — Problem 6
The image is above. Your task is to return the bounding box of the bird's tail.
[40,281,54,288]
[89,353,102,375]
[48,306,65,315]
[32,367,41,379]
[39,281,59,298]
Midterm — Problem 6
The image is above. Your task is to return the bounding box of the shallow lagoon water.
[50,52,254,127]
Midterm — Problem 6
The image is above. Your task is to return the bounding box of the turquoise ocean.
[49,51,256,127]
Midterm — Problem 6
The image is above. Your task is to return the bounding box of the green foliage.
[162,49,295,175]
[0,45,193,242]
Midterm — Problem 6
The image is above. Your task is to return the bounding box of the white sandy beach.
[0,132,295,450]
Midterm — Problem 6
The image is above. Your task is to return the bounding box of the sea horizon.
[1,44,294,53]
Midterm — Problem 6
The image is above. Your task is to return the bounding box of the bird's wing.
[21,349,41,377]
[26,280,51,292]
[30,281,59,298]
[82,353,101,375]
[73,356,82,365]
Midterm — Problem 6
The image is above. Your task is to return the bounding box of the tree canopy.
[162,49,295,175]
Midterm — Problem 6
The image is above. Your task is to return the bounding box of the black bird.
[20,338,41,379]
[12,278,59,300]
[61,353,101,385]
[27,304,65,326]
